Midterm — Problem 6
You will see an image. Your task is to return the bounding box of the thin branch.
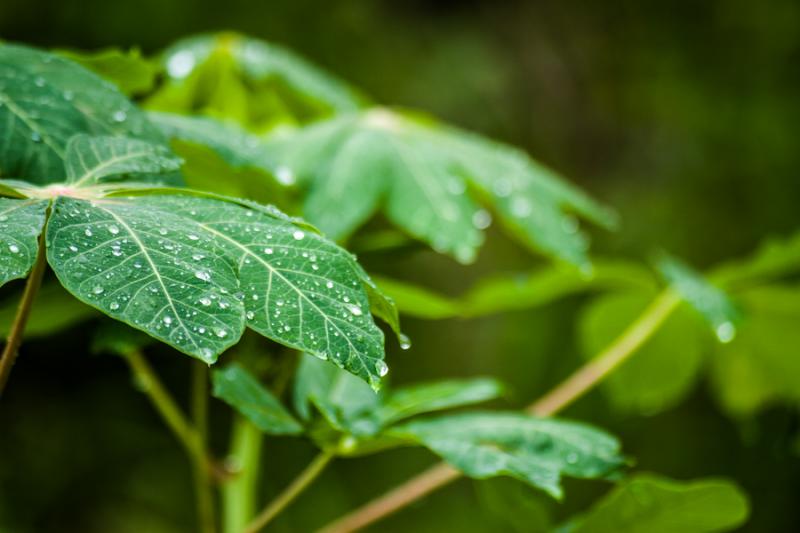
[317,289,680,533]
[245,451,335,533]
[192,361,217,533]
[0,233,48,396]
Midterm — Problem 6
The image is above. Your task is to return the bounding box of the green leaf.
[390,412,625,498]
[268,108,616,266]
[45,194,387,384]
[0,282,97,338]
[570,474,749,533]
[709,284,800,416]
[712,230,800,288]
[212,363,302,435]
[56,48,158,96]
[0,43,167,184]
[475,478,553,533]
[148,33,364,130]
[293,352,379,429]
[64,135,183,186]
[579,291,707,416]
[375,378,505,427]
[371,275,460,320]
[656,254,740,343]
[0,198,49,287]
[91,321,154,356]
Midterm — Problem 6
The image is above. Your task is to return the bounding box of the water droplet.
[511,197,532,217]
[69,245,79,252]
[346,303,363,316]
[399,333,412,350]
[167,51,196,78]
[376,361,389,377]
[246,311,255,320]
[62,90,74,101]
[92,285,104,295]
[30,132,42,143]
[199,297,212,306]
[472,209,492,229]
[34,77,45,87]
[7,244,19,254]
[108,225,120,235]
[112,110,127,123]
[275,166,296,186]
[326,281,334,289]
[716,322,736,343]
[195,271,211,282]
[215,328,228,338]
[84,228,93,237]
[293,230,305,240]
[264,247,273,255]
[187,234,199,241]
[565,452,579,465]
[109,302,120,310]
[163,316,173,325]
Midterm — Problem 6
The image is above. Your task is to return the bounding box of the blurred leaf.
[462,260,656,317]
[371,275,460,320]
[710,284,800,416]
[475,478,553,533]
[147,32,365,131]
[212,363,302,435]
[57,48,157,96]
[657,254,740,343]
[390,412,625,498]
[579,291,707,416]
[376,378,505,427]
[569,473,749,533]
[64,134,182,186]
[0,282,96,338]
[268,107,616,267]
[0,199,48,287]
[91,321,153,356]
[0,43,167,185]
[712,230,800,288]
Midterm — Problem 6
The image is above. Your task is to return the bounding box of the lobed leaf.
[268,108,616,267]
[390,412,625,498]
[0,198,49,287]
[0,43,168,184]
[212,363,302,435]
[45,194,388,383]
[569,474,749,533]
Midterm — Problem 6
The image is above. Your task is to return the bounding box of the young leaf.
[0,43,167,184]
[0,198,49,287]
[711,230,800,288]
[212,363,302,435]
[709,284,800,416]
[45,194,388,384]
[569,474,749,533]
[579,291,707,416]
[56,48,158,96]
[656,254,740,343]
[390,412,625,498]
[65,135,183,186]
[149,33,364,129]
[268,108,616,267]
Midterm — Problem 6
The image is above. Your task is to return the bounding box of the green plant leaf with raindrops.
[267,107,617,267]
[64,135,183,186]
[389,412,626,498]
[44,193,390,384]
[147,32,365,131]
[0,198,49,287]
[0,43,169,185]
[212,363,303,435]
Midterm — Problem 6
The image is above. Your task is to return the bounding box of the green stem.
[316,289,681,533]
[192,361,217,533]
[223,417,264,533]
[245,451,334,533]
[0,233,48,397]
[123,351,218,532]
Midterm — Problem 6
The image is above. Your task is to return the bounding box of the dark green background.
[1,1,798,531]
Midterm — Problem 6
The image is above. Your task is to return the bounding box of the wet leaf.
[0,198,49,287]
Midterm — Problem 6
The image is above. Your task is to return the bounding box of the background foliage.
[1,1,798,532]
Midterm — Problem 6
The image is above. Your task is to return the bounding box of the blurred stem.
[245,451,334,533]
[316,289,681,533]
[124,351,219,533]
[192,361,217,533]
[0,233,47,397]
[223,417,263,533]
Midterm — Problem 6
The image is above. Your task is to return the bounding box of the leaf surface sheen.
[0,198,49,287]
